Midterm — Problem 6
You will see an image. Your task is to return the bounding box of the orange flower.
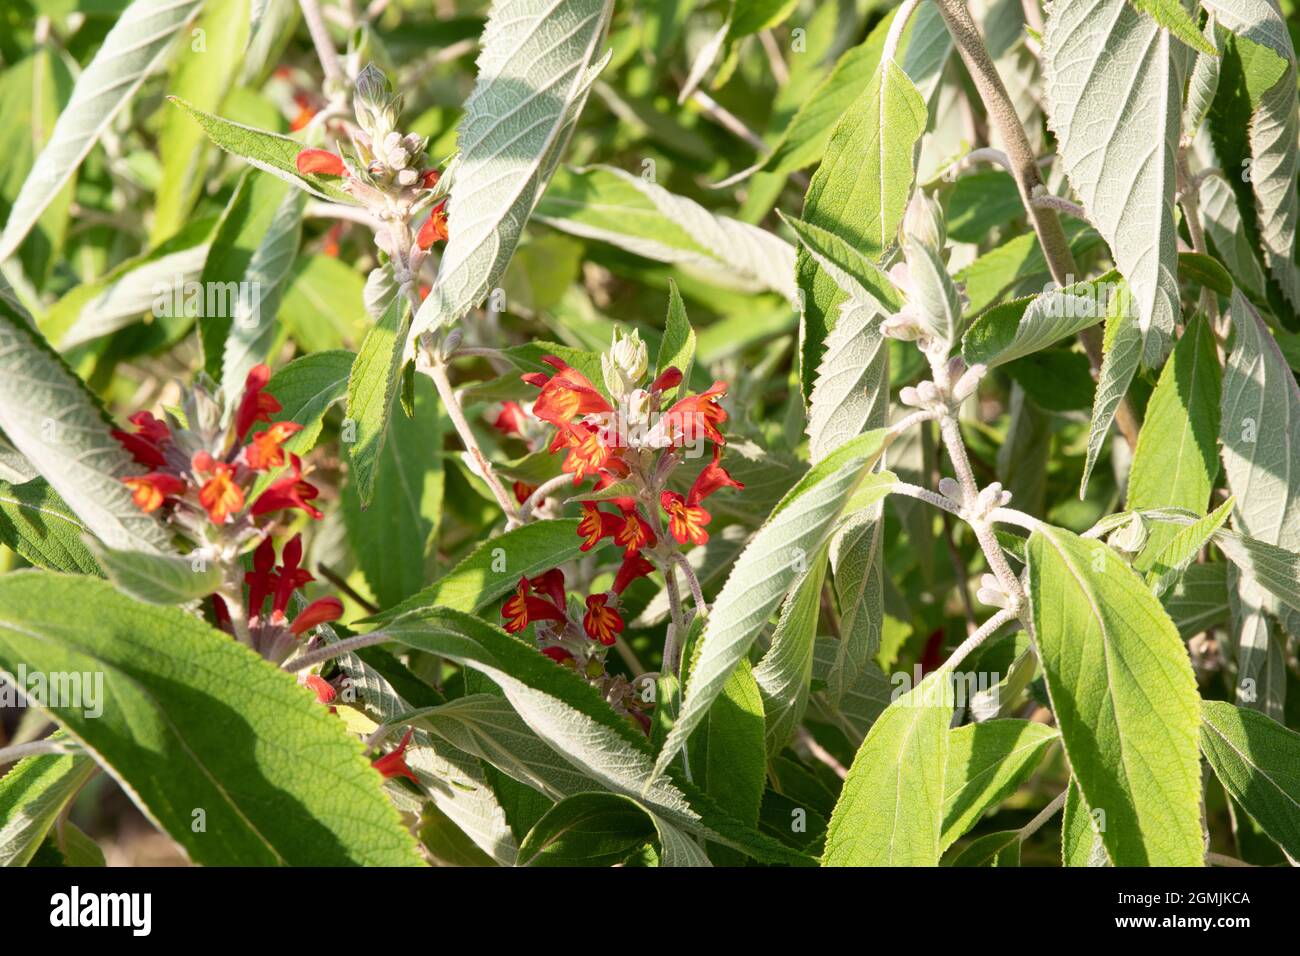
[666,381,729,445]
[295,148,346,176]
[613,552,655,595]
[122,472,186,512]
[250,453,323,519]
[522,357,612,428]
[416,201,449,249]
[583,594,624,646]
[290,596,344,636]
[198,463,245,524]
[244,421,303,471]
[304,674,337,704]
[554,422,612,484]
[660,493,710,546]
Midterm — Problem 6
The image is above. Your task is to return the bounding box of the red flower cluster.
[114,365,323,527]
[501,556,652,648]
[520,356,743,549]
[211,533,344,666]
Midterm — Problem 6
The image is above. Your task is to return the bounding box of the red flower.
[513,480,537,505]
[541,646,573,664]
[245,537,278,621]
[578,502,622,552]
[422,169,441,189]
[197,461,245,525]
[244,421,302,471]
[289,93,317,132]
[416,201,448,249]
[235,364,282,441]
[666,381,729,445]
[122,472,186,513]
[492,401,527,436]
[660,447,742,546]
[523,357,612,427]
[583,594,623,646]
[529,568,568,610]
[372,729,419,784]
[271,533,314,624]
[304,674,337,704]
[501,577,567,634]
[290,596,344,635]
[251,453,323,519]
[553,422,612,485]
[649,366,683,394]
[295,148,346,177]
[613,552,655,595]
[112,411,171,468]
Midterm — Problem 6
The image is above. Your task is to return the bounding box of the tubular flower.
[112,411,170,468]
[492,401,527,436]
[416,200,449,249]
[270,534,314,625]
[583,594,624,646]
[523,357,613,427]
[554,421,613,484]
[122,472,186,513]
[235,364,282,441]
[372,729,419,784]
[251,454,324,519]
[529,569,568,610]
[613,508,656,556]
[578,502,622,551]
[666,381,729,446]
[197,459,245,525]
[304,674,337,704]
[513,480,538,505]
[501,577,568,634]
[612,552,655,595]
[244,421,303,471]
[245,537,278,620]
[295,148,347,177]
[290,596,345,636]
[660,447,743,546]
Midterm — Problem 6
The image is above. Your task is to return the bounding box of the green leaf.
[947,829,1021,867]
[1200,700,1300,858]
[760,12,891,177]
[1203,2,1298,311]
[0,289,174,555]
[345,293,409,508]
[365,519,584,624]
[85,540,221,605]
[248,350,353,497]
[941,720,1059,851]
[0,0,206,260]
[811,636,892,742]
[409,0,615,344]
[1141,497,1235,592]
[0,749,97,867]
[1127,313,1223,557]
[796,55,926,400]
[152,0,250,243]
[1163,561,1231,637]
[654,430,893,778]
[823,670,952,865]
[168,97,357,204]
[1081,283,1143,494]
[655,280,695,404]
[0,572,423,866]
[518,793,655,866]
[1027,525,1203,865]
[534,165,797,303]
[1062,777,1110,866]
[754,552,828,756]
[372,606,807,864]
[1044,0,1183,365]
[344,375,444,608]
[961,274,1117,369]
[701,657,767,826]
[1128,0,1219,55]
[0,478,99,574]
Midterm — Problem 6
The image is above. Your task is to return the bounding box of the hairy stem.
[0,738,77,767]
[299,0,345,88]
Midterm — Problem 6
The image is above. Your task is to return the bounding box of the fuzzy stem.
[1018,789,1067,842]
[286,629,391,671]
[945,605,1018,671]
[0,739,76,767]
[299,0,345,87]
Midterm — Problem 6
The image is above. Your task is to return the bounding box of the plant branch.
[287,630,392,671]
[933,0,1139,451]
[1018,789,1067,842]
[0,738,78,767]
[945,605,1018,671]
[316,562,380,615]
[299,0,345,88]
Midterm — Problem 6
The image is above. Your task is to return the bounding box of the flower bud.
[903,188,946,252]
[976,573,1008,608]
[1107,514,1148,554]
[601,328,648,401]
